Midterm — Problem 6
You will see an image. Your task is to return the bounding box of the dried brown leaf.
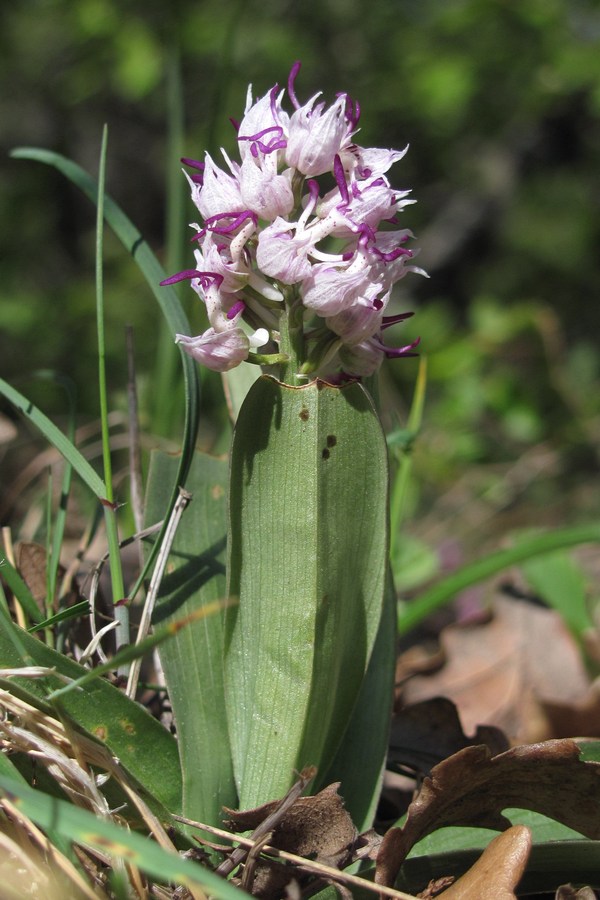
[16,541,49,607]
[437,825,531,899]
[225,782,356,863]
[376,738,600,888]
[225,783,357,898]
[555,885,598,899]
[542,684,600,739]
[388,697,509,778]
[400,596,590,742]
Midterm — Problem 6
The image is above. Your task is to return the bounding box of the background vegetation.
[2,0,599,558]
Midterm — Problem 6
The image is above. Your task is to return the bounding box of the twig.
[174,812,420,900]
[125,488,192,699]
[86,520,163,665]
[215,766,317,879]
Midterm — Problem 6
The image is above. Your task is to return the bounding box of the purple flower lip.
[333,155,349,205]
[192,210,258,241]
[372,246,414,262]
[160,270,224,290]
[287,60,303,110]
[379,335,421,358]
[238,125,287,157]
[181,157,204,170]
[227,299,246,320]
[381,311,414,328]
[181,157,205,185]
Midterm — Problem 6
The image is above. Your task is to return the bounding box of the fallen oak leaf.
[376,739,600,888]
[437,825,531,899]
[400,596,590,743]
[388,697,509,779]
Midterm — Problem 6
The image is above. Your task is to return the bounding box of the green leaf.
[399,522,600,634]
[520,547,593,637]
[222,361,261,422]
[0,376,106,500]
[318,570,396,831]
[10,147,201,583]
[0,618,181,815]
[225,376,389,809]
[0,557,45,624]
[145,450,237,827]
[0,775,244,899]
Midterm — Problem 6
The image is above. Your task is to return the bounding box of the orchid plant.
[3,59,600,899]
[0,62,425,894]
[153,61,425,826]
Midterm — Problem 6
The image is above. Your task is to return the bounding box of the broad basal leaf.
[225,376,389,810]
[145,450,237,827]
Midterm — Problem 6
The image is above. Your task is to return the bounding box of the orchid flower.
[161,62,425,379]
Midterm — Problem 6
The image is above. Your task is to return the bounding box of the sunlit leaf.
[145,449,237,828]
[225,376,389,809]
[0,775,244,899]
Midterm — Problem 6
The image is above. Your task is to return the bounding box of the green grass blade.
[9,147,201,576]
[0,376,106,499]
[0,776,245,899]
[0,737,74,858]
[399,522,600,634]
[521,548,593,638]
[390,355,427,563]
[0,558,45,625]
[151,45,187,437]
[95,126,128,653]
[27,601,90,633]
[40,374,77,614]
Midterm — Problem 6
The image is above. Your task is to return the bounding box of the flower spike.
[161,62,425,377]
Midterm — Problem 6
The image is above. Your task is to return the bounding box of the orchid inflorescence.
[161,62,425,380]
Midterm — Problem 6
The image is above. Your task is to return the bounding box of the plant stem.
[96,126,129,654]
[278,288,304,385]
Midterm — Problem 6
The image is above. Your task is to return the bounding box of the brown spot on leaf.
[326,434,337,448]
[299,406,309,422]
[211,483,224,500]
[322,448,330,460]
[94,726,107,741]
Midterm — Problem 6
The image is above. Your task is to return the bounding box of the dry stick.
[125,487,192,699]
[174,815,419,900]
[85,520,163,665]
[214,766,317,879]
[239,829,275,893]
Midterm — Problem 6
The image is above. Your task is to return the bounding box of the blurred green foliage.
[1,0,599,522]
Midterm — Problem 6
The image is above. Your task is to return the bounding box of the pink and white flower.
[161,62,424,377]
